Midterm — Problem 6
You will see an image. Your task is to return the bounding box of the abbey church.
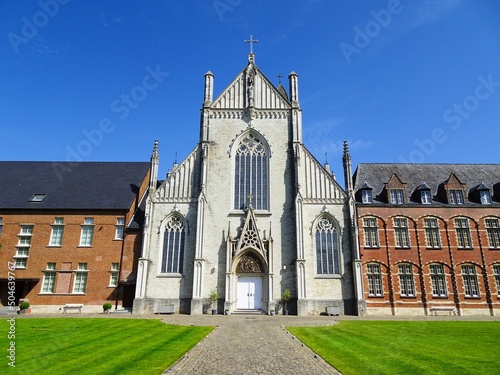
[3,44,497,316]
[132,51,364,315]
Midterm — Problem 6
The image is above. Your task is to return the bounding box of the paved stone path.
[162,314,341,374]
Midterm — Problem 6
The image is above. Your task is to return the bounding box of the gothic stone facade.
[133,54,361,315]
[353,163,500,316]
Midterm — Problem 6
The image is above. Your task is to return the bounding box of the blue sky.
[2,1,499,186]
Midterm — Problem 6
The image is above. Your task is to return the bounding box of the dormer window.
[390,189,405,204]
[362,190,372,203]
[449,189,464,204]
[420,190,431,204]
[480,190,492,204]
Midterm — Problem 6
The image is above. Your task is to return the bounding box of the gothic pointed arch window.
[161,215,185,274]
[234,132,269,210]
[315,216,340,275]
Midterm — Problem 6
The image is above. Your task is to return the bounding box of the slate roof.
[353,163,500,205]
[0,161,149,210]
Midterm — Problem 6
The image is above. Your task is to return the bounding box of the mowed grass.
[0,318,213,375]
[289,321,500,375]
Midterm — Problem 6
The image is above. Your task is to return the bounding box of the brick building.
[0,161,150,313]
[352,161,500,316]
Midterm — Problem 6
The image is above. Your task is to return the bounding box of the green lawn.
[288,321,500,375]
[0,318,213,375]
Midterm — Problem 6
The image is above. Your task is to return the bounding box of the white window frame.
[41,263,57,293]
[449,189,464,204]
[493,265,500,296]
[73,263,88,293]
[455,218,472,248]
[390,189,405,204]
[367,263,383,296]
[420,190,432,204]
[485,218,500,248]
[430,264,447,297]
[14,225,33,269]
[115,218,125,240]
[109,263,119,287]
[480,190,491,205]
[394,217,410,248]
[363,217,379,248]
[462,264,479,297]
[161,215,186,274]
[362,189,372,203]
[79,217,94,247]
[49,218,64,246]
[398,264,415,296]
[424,218,441,249]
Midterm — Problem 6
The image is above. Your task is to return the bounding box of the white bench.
[62,304,83,314]
[429,306,457,316]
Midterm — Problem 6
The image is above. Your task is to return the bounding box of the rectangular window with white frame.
[449,189,464,204]
[430,264,447,297]
[461,264,479,297]
[363,217,379,248]
[367,263,383,296]
[455,218,472,248]
[480,190,491,204]
[424,218,441,249]
[398,263,415,296]
[109,263,119,287]
[494,265,500,296]
[115,218,125,240]
[394,217,410,248]
[49,217,64,246]
[73,263,88,293]
[485,218,500,248]
[41,263,57,293]
[420,190,432,204]
[362,189,372,203]
[390,189,405,204]
[79,218,94,246]
[14,224,33,269]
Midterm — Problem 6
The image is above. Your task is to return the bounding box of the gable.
[297,145,346,203]
[211,66,290,110]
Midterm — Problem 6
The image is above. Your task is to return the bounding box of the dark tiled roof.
[353,163,500,205]
[0,161,149,210]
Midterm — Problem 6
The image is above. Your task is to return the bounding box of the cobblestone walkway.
[163,314,341,374]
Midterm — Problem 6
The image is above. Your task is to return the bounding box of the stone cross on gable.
[244,35,259,54]
[247,193,254,207]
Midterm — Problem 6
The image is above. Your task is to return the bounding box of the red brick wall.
[358,205,500,315]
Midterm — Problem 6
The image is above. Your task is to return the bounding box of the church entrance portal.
[236,276,262,310]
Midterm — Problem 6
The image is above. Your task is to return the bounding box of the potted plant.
[209,288,218,315]
[103,302,113,314]
[282,289,291,315]
[19,301,30,314]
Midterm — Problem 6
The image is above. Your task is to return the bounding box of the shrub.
[103,302,113,310]
[20,301,30,310]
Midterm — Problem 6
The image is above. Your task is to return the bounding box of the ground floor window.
[367,263,383,296]
[398,263,415,296]
[430,264,447,297]
[461,264,479,297]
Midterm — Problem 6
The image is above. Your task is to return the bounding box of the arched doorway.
[234,252,265,311]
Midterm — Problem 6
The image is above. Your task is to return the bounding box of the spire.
[203,71,214,106]
[342,140,353,193]
[150,140,159,189]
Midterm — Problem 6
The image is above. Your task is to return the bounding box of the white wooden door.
[237,277,262,309]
